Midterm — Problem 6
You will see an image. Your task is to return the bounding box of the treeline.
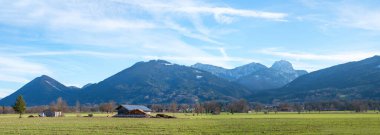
[149,99,250,115]
[0,97,116,114]
[150,100,380,114]
[252,100,380,113]
[1,97,380,114]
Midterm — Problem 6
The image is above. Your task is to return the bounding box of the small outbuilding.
[114,105,152,118]
[39,110,63,117]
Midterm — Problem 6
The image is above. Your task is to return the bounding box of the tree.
[179,104,190,113]
[203,101,221,115]
[193,103,204,115]
[294,103,303,114]
[49,101,58,111]
[106,101,115,113]
[227,99,250,114]
[253,103,263,114]
[13,95,26,118]
[151,104,163,112]
[169,102,177,116]
[75,100,81,113]
[1,106,4,114]
[56,97,68,112]
[99,101,115,113]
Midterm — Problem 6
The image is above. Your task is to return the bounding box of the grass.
[0,112,379,134]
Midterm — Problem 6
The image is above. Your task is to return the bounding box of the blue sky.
[1,0,380,97]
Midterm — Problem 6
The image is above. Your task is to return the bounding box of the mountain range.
[253,56,380,103]
[192,60,307,90]
[1,56,380,106]
[0,60,250,106]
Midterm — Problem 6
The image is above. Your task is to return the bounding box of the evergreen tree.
[13,95,26,118]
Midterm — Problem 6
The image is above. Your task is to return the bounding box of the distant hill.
[81,60,251,104]
[0,75,80,106]
[254,56,380,103]
[192,60,307,90]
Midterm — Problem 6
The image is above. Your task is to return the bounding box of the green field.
[0,112,380,134]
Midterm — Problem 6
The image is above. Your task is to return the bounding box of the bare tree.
[179,104,190,113]
[352,100,368,112]
[169,102,177,116]
[279,103,291,112]
[27,106,48,113]
[56,97,68,112]
[99,103,107,113]
[254,103,263,114]
[151,104,163,112]
[1,106,4,114]
[193,103,204,115]
[106,101,115,113]
[203,101,221,115]
[227,99,250,114]
[49,97,68,112]
[49,102,58,111]
[75,100,81,113]
[294,103,303,114]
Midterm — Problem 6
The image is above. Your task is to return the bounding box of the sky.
[1,0,380,97]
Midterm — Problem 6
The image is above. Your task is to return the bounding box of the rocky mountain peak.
[270,60,294,73]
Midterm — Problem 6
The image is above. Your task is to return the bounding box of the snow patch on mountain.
[45,81,62,91]
[194,70,202,73]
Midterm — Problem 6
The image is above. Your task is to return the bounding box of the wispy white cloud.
[0,0,288,96]
[0,89,15,98]
[0,0,156,32]
[0,0,287,44]
[260,48,379,61]
[116,0,287,21]
[13,50,135,58]
[259,48,380,71]
[297,1,380,32]
[219,48,228,59]
[0,56,51,83]
[163,20,222,44]
[180,7,287,21]
[108,0,287,43]
[336,5,380,31]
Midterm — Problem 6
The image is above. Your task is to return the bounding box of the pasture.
[0,112,379,134]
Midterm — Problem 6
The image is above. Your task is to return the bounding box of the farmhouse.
[114,105,152,118]
[39,110,63,117]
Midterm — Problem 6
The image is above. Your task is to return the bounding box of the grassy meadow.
[0,112,379,134]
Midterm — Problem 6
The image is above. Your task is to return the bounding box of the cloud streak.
[0,0,289,97]
[297,1,380,32]
[260,48,379,61]
[0,55,51,83]
[259,48,380,71]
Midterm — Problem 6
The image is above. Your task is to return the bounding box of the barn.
[114,105,152,118]
[39,110,63,117]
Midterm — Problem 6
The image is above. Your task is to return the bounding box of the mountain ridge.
[192,60,307,90]
[253,55,380,103]
[0,60,251,106]
[2,56,379,106]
